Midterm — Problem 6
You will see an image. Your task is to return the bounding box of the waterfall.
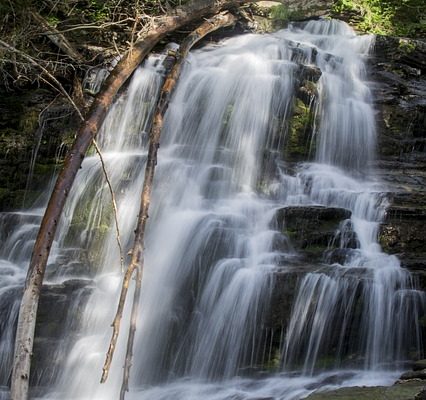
[278,20,424,373]
[0,18,424,400]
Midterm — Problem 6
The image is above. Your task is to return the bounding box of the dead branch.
[119,264,142,399]
[10,2,253,399]
[99,12,237,397]
[30,11,85,63]
[53,18,137,33]
[92,139,125,273]
[0,39,84,121]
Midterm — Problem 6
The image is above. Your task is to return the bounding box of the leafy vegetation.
[269,4,304,26]
[270,4,290,22]
[332,0,426,36]
[287,98,315,160]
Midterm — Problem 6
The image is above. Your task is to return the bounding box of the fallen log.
[99,13,237,399]
[10,2,252,399]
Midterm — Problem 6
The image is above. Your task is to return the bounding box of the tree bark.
[99,12,237,394]
[10,2,252,399]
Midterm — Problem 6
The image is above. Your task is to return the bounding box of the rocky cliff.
[371,36,426,282]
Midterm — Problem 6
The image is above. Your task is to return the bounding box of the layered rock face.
[31,280,92,391]
[371,37,426,285]
[261,33,426,373]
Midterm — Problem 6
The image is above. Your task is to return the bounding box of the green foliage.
[70,0,118,24]
[268,4,304,26]
[333,0,426,36]
[46,15,60,27]
[270,5,290,22]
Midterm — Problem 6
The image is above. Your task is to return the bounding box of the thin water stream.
[0,19,424,400]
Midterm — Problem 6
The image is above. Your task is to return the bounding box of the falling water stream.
[0,19,424,400]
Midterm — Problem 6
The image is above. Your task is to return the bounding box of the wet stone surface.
[275,206,352,261]
[31,279,93,388]
[305,380,426,400]
[369,35,426,292]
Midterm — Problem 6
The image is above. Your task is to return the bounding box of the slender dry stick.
[120,265,142,399]
[55,18,135,33]
[31,11,85,63]
[92,139,125,272]
[100,11,237,396]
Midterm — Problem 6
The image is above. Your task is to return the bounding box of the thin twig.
[92,139,125,273]
[55,18,136,33]
[119,264,142,400]
[31,11,85,63]
[0,39,84,121]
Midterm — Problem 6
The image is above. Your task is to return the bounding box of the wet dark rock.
[323,248,357,265]
[0,211,42,243]
[299,65,322,83]
[400,369,426,381]
[369,37,426,168]
[251,398,274,400]
[306,372,356,390]
[32,279,93,388]
[415,389,426,400]
[275,206,352,261]
[296,79,319,106]
[373,37,426,73]
[413,360,426,371]
[305,381,426,399]
[0,89,78,211]
[389,192,426,211]
[262,261,369,369]
[379,203,426,280]
[45,248,92,280]
[267,269,300,329]
[295,65,321,105]
[369,34,426,290]
[379,217,424,254]
[259,261,329,369]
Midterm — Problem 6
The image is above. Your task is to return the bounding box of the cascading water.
[276,21,425,375]
[0,210,41,395]
[0,18,424,400]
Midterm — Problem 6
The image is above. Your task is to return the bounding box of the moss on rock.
[286,98,315,161]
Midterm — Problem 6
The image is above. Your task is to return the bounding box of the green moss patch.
[286,98,315,161]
